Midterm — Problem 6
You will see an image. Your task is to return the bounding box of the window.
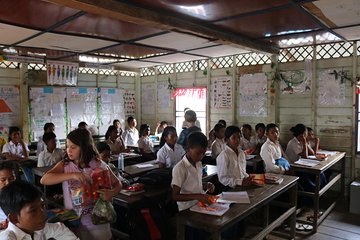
[174,87,207,135]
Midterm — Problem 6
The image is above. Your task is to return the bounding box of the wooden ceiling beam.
[44,0,279,54]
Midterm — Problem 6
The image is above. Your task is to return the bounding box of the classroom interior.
[1,0,360,239]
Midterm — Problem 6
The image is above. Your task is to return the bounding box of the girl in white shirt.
[137,124,156,159]
[306,127,320,155]
[157,126,185,168]
[211,123,226,159]
[2,127,29,160]
[217,126,254,188]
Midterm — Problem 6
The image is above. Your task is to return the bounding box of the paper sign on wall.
[47,60,78,86]
[141,83,155,115]
[0,86,20,127]
[157,82,171,108]
[318,69,346,106]
[124,90,136,118]
[211,76,232,109]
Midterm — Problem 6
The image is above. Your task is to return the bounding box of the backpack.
[136,168,172,188]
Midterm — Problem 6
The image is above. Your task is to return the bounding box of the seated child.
[260,123,289,174]
[208,120,226,148]
[113,119,123,137]
[155,121,168,136]
[211,123,226,159]
[2,127,29,160]
[177,110,201,150]
[138,124,156,159]
[122,116,139,147]
[306,127,320,155]
[105,125,127,154]
[240,124,256,154]
[0,161,18,229]
[217,126,255,188]
[250,123,267,154]
[157,126,185,168]
[96,141,119,177]
[0,180,78,239]
[38,132,64,167]
[37,122,60,156]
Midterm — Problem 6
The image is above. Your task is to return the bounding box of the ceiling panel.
[55,14,165,41]
[215,7,320,39]
[113,60,160,68]
[0,0,80,29]
[186,45,250,57]
[335,26,360,41]
[128,0,290,21]
[146,53,206,63]
[18,33,118,53]
[137,32,217,51]
[0,23,40,45]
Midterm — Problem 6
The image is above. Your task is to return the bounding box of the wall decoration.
[124,90,136,118]
[172,87,206,99]
[0,86,20,127]
[158,82,171,108]
[47,60,78,86]
[211,76,232,109]
[318,69,346,106]
[239,73,267,116]
[141,83,155,115]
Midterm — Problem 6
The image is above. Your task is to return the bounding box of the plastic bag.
[91,197,117,225]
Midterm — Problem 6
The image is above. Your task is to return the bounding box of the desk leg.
[341,156,345,199]
[263,205,269,228]
[313,174,320,233]
[176,216,185,240]
[290,183,297,239]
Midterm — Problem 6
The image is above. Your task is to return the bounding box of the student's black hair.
[78,121,88,128]
[8,126,21,142]
[0,160,18,173]
[218,119,227,127]
[139,124,150,136]
[186,132,207,149]
[184,107,190,112]
[96,141,111,154]
[266,123,279,132]
[0,180,42,216]
[113,119,120,125]
[184,110,197,123]
[242,124,252,131]
[160,121,168,126]
[127,116,135,124]
[105,125,117,140]
[159,126,177,148]
[224,126,241,141]
[307,127,313,132]
[290,123,307,137]
[213,123,226,138]
[43,122,55,132]
[42,132,56,144]
[255,123,266,131]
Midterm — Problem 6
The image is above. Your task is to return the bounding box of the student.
[250,123,267,154]
[217,126,254,188]
[155,121,168,136]
[172,132,215,211]
[177,110,201,150]
[306,127,320,155]
[157,126,185,168]
[105,125,127,154]
[113,119,123,137]
[208,119,227,148]
[77,121,88,129]
[211,123,226,159]
[285,124,309,163]
[37,132,63,167]
[240,124,256,153]
[138,124,156,159]
[2,127,29,160]
[40,128,121,240]
[37,122,60,156]
[0,180,78,240]
[260,123,289,174]
[122,116,139,147]
[182,108,201,129]
[0,161,18,229]
[96,142,119,177]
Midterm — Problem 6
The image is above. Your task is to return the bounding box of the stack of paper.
[218,191,250,204]
[190,203,230,216]
[294,158,320,167]
[135,163,154,168]
[317,150,338,156]
[265,173,284,184]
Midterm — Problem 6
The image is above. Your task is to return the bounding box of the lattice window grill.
[211,56,233,69]
[119,71,136,77]
[27,63,47,71]
[157,64,174,75]
[98,69,117,76]
[79,67,98,74]
[0,61,19,69]
[141,67,156,77]
[236,53,271,66]
[176,61,193,73]
[279,46,313,63]
[194,59,208,71]
[316,42,353,60]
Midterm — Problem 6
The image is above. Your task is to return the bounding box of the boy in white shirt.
[122,116,139,147]
[250,123,267,154]
[240,124,256,154]
[37,132,63,167]
[0,180,78,240]
[157,126,185,168]
[211,123,226,159]
[0,161,17,230]
[137,124,156,159]
[2,127,29,160]
[36,122,60,156]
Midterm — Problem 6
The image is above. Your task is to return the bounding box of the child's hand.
[72,172,92,184]
[99,189,116,202]
[242,176,255,186]
[205,182,215,194]
[197,194,218,207]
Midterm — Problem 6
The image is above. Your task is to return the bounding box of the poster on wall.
[47,60,78,86]
[66,88,98,134]
[280,69,312,94]
[0,86,20,127]
[124,90,136,118]
[141,83,155,115]
[29,87,67,141]
[318,69,346,106]
[98,88,126,135]
[157,82,171,108]
[211,76,232,109]
[239,73,267,116]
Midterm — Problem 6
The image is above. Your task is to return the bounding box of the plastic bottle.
[118,153,124,171]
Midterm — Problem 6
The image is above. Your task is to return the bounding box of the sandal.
[296,223,305,231]
[302,224,313,232]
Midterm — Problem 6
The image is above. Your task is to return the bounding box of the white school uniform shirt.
[0,221,79,240]
[2,141,29,158]
[240,137,255,150]
[285,137,304,163]
[137,136,154,153]
[122,128,139,147]
[250,135,267,146]
[37,148,63,167]
[216,145,249,188]
[36,138,61,156]
[171,155,203,211]
[211,138,225,159]
[0,207,6,222]
[260,139,285,174]
[157,143,185,168]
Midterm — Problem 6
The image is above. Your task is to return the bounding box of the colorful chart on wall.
[318,69,346,106]
[98,88,126,135]
[211,76,232,109]
[157,82,171,108]
[124,90,136,118]
[141,83,155,115]
[239,73,267,116]
[29,87,67,141]
[66,88,98,133]
[47,60,78,86]
[0,86,20,127]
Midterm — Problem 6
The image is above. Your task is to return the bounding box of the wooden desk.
[110,153,144,167]
[176,175,298,240]
[290,152,346,233]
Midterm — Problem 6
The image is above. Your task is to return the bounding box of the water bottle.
[118,153,124,171]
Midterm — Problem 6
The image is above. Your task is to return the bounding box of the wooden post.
[232,55,237,125]
[19,63,30,143]
[206,59,211,134]
[351,41,358,179]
